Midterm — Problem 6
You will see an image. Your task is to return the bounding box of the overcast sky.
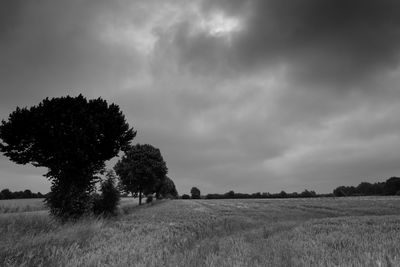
[2,0,400,195]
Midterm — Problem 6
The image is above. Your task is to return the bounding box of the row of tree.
[0,95,177,220]
[203,189,319,199]
[333,177,400,197]
[0,189,45,199]
[186,177,400,200]
[180,189,321,199]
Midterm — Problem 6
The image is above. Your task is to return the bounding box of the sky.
[1,0,400,195]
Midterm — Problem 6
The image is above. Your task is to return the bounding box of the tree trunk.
[139,191,142,205]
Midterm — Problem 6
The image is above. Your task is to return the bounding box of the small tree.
[0,95,135,219]
[114,144,167,205]
[93,170,120,216]
[156,176,178,199]
[190,187,201,199]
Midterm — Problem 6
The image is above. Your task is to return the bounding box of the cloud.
[171,0,400,89]
[1,0,400,195]
[0,0,151,109]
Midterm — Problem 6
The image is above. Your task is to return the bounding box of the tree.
[190,187,201,199]
[156,176,178,199]
[22,189,33,199]
[384,177,400,195]
[225,190,235,198]
[0,189,12,199]
[114,144,168,205]
[299,189,317,198]
[0,95,135,219]
[278,191,287,198]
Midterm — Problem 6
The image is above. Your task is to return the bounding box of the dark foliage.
[93,170,120,216]
[0,95,135,219]
[384,177,400,195]
[190,187,201,199]
[333,177,400,197]
[114,144,168,205]
[46,185,93,219]
[181,194,190,199]
[299,189,317,198]
[205,189,319,199]
[156,176,178,199]
[146,195,153,204]
[0,189,44,199]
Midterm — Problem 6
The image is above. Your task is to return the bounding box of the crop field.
[2,197,400,266]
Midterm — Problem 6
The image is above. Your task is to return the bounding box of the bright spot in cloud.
[201,12,242,38]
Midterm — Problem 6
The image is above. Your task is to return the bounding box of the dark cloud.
[1,0,400,195]
[170,0,400,88]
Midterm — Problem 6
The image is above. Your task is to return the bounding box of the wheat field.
[1,196,400,266]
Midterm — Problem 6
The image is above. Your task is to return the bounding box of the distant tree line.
[186,177,400,200]
[180,187,325,199]
[203,189,322,199]
[333,177,400,197]
[0,189,45,200]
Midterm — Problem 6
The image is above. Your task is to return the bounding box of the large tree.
[114,144,167,205]
[0,95,135,219]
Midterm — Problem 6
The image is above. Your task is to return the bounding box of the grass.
[0,198,46,214]
[0,197,139,214]
[1,196,400,266]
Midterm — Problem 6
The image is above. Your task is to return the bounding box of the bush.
[46,185,93,220]
[146,195,153,204]
[93,170,120,216]
[181,194,190,199]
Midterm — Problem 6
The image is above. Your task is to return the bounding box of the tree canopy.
[333,177,400,197]
[190,187,201,199]
[0,95,135,219]
[156,176,178,199]
[114,144,168,205]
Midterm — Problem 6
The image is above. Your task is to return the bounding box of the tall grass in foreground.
[1,197,400,266]
[0,212,104,266]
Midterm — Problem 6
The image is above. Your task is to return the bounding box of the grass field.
[0,197,140,214]
[0,198,46,214]
[1,196,400,266]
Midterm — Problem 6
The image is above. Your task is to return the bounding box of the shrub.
[93,170,120,216]
[146,195,154,204]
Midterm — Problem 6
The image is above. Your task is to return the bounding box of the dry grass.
[0,198,46,214]
[2,196,400,266]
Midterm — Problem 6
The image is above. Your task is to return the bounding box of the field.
[0,198,46,213]
[1,197,400,266]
